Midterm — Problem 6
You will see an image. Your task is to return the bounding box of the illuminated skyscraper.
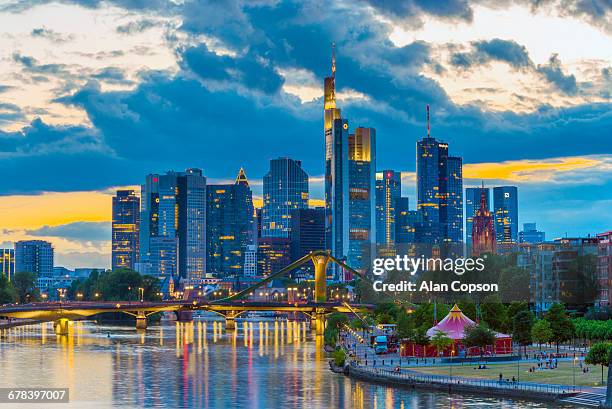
[375,170,401,249]
[112,190,140,270]
[465,186,490,247]
[0,249,15,281]
[207,168,255,277]
[416,105,463,254]
[290,207,325,262]
[262,158,309,238]
[347,127,376,270]
[140,169,206,280]
[493,186,518,251]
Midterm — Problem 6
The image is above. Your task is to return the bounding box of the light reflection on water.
[0,320,574,408]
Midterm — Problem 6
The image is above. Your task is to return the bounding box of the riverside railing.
[349,362,579,396]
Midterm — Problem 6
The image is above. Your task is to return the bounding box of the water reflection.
[0,321,574,408]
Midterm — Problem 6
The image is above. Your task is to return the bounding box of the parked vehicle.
[374,335,388,354]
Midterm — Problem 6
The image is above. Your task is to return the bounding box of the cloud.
[363,0,473,23]
[537,53,578,95]
[31,27,74,43]
[91,67,133,85]
[116,18,158,34]
[450,38,532,70]
[26,221,110,242]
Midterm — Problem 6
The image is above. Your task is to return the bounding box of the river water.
[0,319,574,408]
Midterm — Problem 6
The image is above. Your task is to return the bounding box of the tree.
[512,310,534,355]
[463,323,496,357]
[375,312,395,325]
[0,274,17,304]
[395,310,415,339]
[585,342,612,385]
[531,319,553,350]
[12,272,39,303]
[332,349,346,367]
[480,295,508,333]
[545,303,575,353]
[430,330,453,357]
[412,328,430,347]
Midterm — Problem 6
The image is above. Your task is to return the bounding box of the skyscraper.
[15,240,54,276]
[465,186,490,246]
[256,237,291,277]
[416,105,463,253]
[375,170,401,249]
[348,127,376,270]
[207,168,254,277]
[262,157,309,238]
[112,189,140,270]
[471,185,496,256]
[290,207,325,262]
[493,186,518,250]
[140,168,206,280]
[0,249,15,281]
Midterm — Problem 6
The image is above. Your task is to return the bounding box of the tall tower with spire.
[416,105,463,256]
[472,182,496,256]
[324,44,350,272]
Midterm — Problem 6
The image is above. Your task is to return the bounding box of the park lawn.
[405,361,606,387]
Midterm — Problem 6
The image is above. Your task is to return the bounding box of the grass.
[405,360,607,387]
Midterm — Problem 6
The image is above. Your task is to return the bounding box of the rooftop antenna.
[426,104,431,138]
[331,42,336,78]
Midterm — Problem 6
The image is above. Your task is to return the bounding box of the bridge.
[0,251,374,335]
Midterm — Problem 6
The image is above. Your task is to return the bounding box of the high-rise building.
[0,249,15,281]
[465,186,490,246]
[375,170,401,248]
[207,168,254,277]
[244,245,257,278]
[256,237,291,277]
[15,240,54,276]
[518,242,558,314]
[519,223,545,244]
[140,168,206,280]
[112,190,140,270]
[493,186,518,250]
[262,157,309,238]
[416,105,463,253]
[553,237,599,307]
[471,185,496,256]
[348,127,376,270]
[290,207,325,262]
[596,231,612,307]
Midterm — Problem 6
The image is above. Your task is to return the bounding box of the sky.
[0,0,610,269]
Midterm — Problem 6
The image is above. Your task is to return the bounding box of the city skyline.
[0,0,611,268]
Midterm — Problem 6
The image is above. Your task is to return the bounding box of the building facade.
[206,168,255,277]
[493,186,519,251]
[15,240,54,291]
[416,105,463,254]
[290,207,325,263]
[519,223,546,244]
[465,187,490,248]
[0,249,15,281]
[471,185,496,256]
[375,170,401,250]
[262,158,309,238]
[256,237,291,277]
[596,231,612,307]
[112,189,140,270]
[140,168,207,280]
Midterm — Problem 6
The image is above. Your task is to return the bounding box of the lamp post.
[517,345,520,382]
[573,356,578,390]
[139,287,144,303]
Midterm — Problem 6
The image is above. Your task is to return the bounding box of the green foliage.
[411,303,450,330]
[412,328,430,346]
[545,303,575,352]
[375,312,395,325]
[71,268,160,301]
[12,272,39,303]
[0,274,17,304]
[498,266,530,303]
[463,323,496,354]
[480,295,508,333]
[324,312,348,347]
[585,342,612,384]
[349,318,363,330]
[531,319,553,348]
[456,298,477,321]
[573,319,612,341]
[430,330,453,354]
[395,310,414,339]
[512,310,534,349]
[332,349,346,367]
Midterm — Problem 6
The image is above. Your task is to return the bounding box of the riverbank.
[0,319,45,329]
[344,362,578,404]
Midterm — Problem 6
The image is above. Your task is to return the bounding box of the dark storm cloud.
[537,54,578,95]
[26,221,110,241]
[450,38,533,70]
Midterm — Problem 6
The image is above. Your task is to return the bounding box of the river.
[0,320,574,408]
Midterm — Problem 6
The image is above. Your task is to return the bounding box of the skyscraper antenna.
[426,104,430,138]
[331,42,336,77]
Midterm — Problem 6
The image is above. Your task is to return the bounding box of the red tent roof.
[426,304,510,340]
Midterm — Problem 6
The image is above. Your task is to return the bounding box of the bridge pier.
[225,311,238,330]
[312,254,329,303]
[176,311,193,322]
[314,310,326,336]
[135,311,147,330]
[53,318,70,335]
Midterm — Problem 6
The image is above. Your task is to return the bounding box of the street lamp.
[138,287,144,303]
[573,356,578,390]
